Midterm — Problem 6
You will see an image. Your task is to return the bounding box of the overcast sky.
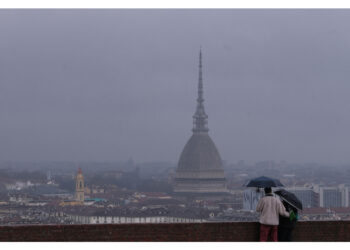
[1,9,350,164]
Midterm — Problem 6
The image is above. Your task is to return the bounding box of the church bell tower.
[75,168,85,202]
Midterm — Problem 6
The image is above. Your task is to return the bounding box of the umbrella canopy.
[245,176,284,188]
[275,189,303,210]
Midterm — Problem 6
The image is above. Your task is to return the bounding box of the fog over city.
[1,9,350,164]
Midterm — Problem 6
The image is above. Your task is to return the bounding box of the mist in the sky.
[1,9,350,164]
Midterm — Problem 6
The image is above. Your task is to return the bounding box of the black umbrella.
[275,189,303,210]
[246,176,284,188]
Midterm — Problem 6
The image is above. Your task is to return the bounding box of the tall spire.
[192,48,209,133]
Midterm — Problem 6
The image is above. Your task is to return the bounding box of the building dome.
[174,50,227,194]
[177,133,224,178]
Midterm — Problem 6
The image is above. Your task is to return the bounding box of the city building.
[286,186,319,208]
[320,187,342,208]
[242,188,263,211]
[174,50,227,194]
[319,185,349,208]
[340,184,349,207]
[75,168,85,202]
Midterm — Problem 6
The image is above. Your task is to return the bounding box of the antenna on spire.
[192,48,209,133]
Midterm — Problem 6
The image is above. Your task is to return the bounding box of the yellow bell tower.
[75,168,85,202]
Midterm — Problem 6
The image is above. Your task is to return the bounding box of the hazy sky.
[1,9,350,164]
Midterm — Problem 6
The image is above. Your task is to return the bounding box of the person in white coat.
[256,187,290,241]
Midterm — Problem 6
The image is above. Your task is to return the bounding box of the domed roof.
[174,50,226,190]
[177,133,223,173]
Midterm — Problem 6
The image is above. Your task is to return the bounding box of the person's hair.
[264,187,272,194]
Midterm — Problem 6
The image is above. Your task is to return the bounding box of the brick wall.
[0,221,349,241]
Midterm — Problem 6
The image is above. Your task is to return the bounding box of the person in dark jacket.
[278,200,298,241]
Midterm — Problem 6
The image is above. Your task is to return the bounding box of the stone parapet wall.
[0,221,349,241]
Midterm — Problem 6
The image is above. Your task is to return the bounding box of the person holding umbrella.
[256,187,290,242]
[275,189,303,241]
[246,176,290,241]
